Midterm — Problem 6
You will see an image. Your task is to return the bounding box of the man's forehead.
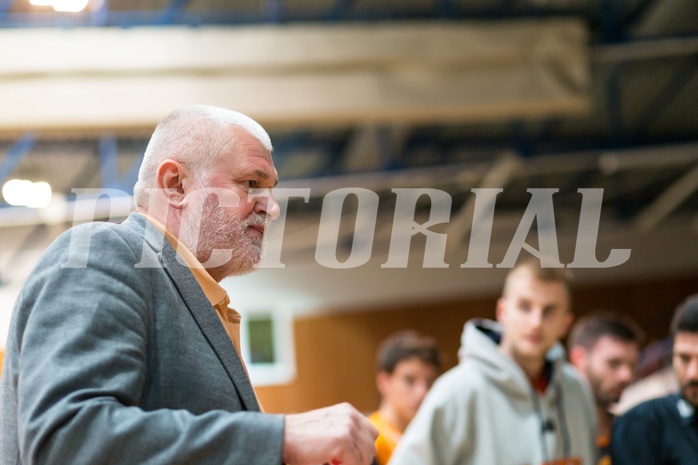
[230,147,278,183]
[592,335,639,356]
[505,272,568,303]
[674,332,698,352]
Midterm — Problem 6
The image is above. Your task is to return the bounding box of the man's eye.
[245,180,257,188]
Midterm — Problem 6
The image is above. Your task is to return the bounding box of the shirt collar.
[676,396,697,427]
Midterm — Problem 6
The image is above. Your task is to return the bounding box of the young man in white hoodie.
[389,258,597,465]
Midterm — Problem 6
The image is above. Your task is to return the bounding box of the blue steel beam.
[265,0,283,23]
[120,151,144,195]
[604,64,627,147]
[376,127,394,171]
[599,0,627,43]
[0,3,613,27]
[437,0,458,18]
[326,0,355,21]
[90,0,109,26]
[0,0,15,21]
[98,134,119,189]
[490,0,518,16]
[159,0,190,25]
[0,133,37,186]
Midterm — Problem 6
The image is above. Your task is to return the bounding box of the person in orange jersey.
[368,331,443,465]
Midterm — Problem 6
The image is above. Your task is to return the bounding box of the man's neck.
[378,404,409,433]
[499,345,546,382]
[596,404,614,437]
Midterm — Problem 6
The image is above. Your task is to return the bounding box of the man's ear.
[561,312,574,338]
[569,346,588,372]
[495,297,507,323]
[376,371,391,396]
[156,160,189,208]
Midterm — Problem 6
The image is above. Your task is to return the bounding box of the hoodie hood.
[458,318,567,400]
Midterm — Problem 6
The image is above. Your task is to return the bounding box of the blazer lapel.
[124,213,261,412]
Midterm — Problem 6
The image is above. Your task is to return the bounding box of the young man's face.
[497,269,571,365]
[673,331,698,407]
[377,357,439,427]
[575,335,639,408]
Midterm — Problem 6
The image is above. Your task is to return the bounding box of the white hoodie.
[389,319,597,465]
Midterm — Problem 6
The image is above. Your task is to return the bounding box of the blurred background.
[0,0,697,413]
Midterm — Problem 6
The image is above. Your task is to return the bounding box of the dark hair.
[671,294,698,335]
[376,330,443,375]
[567,311,645,352]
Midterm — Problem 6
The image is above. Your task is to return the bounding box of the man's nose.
[686,358,698,380]
[618,365,634,383]
[530,309,544,328]
[415,381,430,400]
[252,189,281,220]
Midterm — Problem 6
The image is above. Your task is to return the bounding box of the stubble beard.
[182,207,269,278]
[681,380,698,407]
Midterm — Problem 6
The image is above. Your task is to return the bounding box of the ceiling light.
[2,179,53,209]
[28,0,89,12]
[52,0,89,12]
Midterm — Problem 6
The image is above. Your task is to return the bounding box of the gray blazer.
[0,213,284,465]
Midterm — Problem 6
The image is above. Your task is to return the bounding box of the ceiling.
[0,0,697,331]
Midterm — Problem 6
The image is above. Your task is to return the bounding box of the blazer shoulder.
[47,216,162,268]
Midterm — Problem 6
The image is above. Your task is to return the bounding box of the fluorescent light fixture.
[2,179,53,209]
[28,0,89,12]
[52,0,89,12]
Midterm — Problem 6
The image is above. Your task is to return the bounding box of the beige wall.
[256,273,698,413]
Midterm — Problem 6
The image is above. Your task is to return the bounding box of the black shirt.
[611,393,698,465]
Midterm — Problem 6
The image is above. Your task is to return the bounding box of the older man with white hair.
[0,105,377,465]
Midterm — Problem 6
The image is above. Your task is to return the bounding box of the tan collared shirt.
[138,213,244,356]
[139,213,264,410]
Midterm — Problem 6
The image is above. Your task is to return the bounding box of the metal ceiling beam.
[445,151,521,254]
[160,0,191,25]
[630,57,697,140]
[592,36,698,63]
[625,0,662,27]
[89,0,109,26]
[635,162,698,231]
[0,132,36,186]
[98,134,119,189]
[0,1,650,28]
[0,0,14,20]
[590,36,698,64]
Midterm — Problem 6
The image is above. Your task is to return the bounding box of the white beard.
[180,199,269,278]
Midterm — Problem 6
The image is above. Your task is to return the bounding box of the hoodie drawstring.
[532,384,572,462]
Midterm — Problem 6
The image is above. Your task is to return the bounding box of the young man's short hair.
[504,256,574,306]
[567,311,645,353]
[671,294,698,335]
[376,331,443,375]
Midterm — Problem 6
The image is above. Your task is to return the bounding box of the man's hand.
[282,402,378,465]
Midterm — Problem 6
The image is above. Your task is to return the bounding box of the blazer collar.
[123,212,261,412]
